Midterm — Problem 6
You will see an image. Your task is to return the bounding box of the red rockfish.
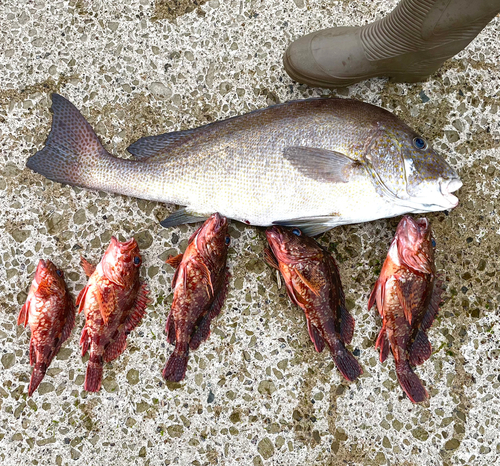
[18,259,76,396]
[265,226,362,381]
[369,216,441,403]
[78,237,149,392]
[163,213,230,382]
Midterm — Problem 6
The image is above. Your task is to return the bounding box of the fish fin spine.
[84,353,104,392]
[28,361,48,396]
[263,248,279,269]
[163,344,189,382]
[328,339,363,382]
[395,361,428,403]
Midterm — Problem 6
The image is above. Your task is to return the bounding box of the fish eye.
[133,256,141,265]
[56,270,63,277]
[225,236,231,245]
[413,137,427,150]
[292,228,302,236]
[431,238,436,248]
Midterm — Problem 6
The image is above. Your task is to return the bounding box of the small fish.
[18,260,76,396]
[265,226,362,381]
[163,213,230,382]
[27,94,461,236]
[368,216,441,403]
[78,237,149,392]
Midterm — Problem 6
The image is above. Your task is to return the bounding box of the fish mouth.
[439,178,462,208]
[112,236,138,253]
[265,226,285,246]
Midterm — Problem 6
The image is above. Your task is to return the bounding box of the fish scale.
[27,94,462,235]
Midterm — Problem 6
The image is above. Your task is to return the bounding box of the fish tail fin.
[28,362,47,396]
[162,343,189,382]
[395,360,428,403]
[84,353,103,392]
[328,339,363,382]
[26,94,114,188]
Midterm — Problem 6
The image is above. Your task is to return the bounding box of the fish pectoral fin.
[18,300,30,327]
[421,280,442,332]
[198,261,214,297]
[166,253,184,269]
[160,207,209,229]
[272,216,337,237]
[283,146,359,183]
[96,286,117,325]
[263,248,279,269]
[295,268,322,296]
[124,282,150,334]
[80,257,96,277]
[306,320,325,353]
[76,285,90,313]
[395,276,426,325]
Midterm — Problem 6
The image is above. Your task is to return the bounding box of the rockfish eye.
[431,238,436,248]
[225,236,231,245]
[413,137,427,150]
[133,256,141,265]
[56,269,63,277]
[292,228,301,236]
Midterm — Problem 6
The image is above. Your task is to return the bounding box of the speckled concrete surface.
[1,1,499,465]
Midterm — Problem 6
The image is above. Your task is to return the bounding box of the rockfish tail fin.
[26,94,113,188]
[28,362,48,396]
[395,360,428,403]
[84,353,104,392]
[163,343,189,382]
[327,339,363,382]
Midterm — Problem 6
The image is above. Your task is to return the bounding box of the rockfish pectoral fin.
[395,275,426,325]
[295,269,323,296]
[421,281,442,332]
[263,248,279,270]
[96,286,117,325]
[283,146,357,183]
[124,282,150,335]
[272,216,337,237]
[76,284,90,312]
[18,300,30,327]
[160,208,209,229]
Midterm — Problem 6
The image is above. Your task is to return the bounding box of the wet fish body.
[368,216,440,403]
[163,213,230,382]
[78,237,149,392]
[18,260,76,396]
[27,94,461,235]
[265,226,362,381]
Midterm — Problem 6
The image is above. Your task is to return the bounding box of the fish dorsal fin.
[126,127,207,160]
[160,207,208,229]
[283,146,360,183]
[272,216,337,237]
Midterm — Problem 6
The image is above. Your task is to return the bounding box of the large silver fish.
[27,94,462,235]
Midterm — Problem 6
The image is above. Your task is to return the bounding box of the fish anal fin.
[306,320,325,353]
[409,329,432,366]
[80,326,90,357]
[103,332,128,363]
[165,311,176,344]
[368,280,379,311]
[375,326,390,363]
[76,284,89,312]
[273,217,336,237]
[124,282,150,334]
[29,339,36,366]
[283,146,359,184]
[160,208,208,229]
[80,257,96,277]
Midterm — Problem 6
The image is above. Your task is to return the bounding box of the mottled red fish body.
[18,259,76,396]
[265,226,362,382]
[369,216,441,403]
[77,237,149,392]
[163,213,230,382]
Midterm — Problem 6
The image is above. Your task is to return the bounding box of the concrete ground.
[1,0,499,465]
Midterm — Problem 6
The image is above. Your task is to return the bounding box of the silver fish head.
[394,216,435,275]
[366,123,462,212]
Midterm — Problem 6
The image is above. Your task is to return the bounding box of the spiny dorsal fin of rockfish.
[160,207,209,229]
[283,146,360,184]
[273,216,338,237]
